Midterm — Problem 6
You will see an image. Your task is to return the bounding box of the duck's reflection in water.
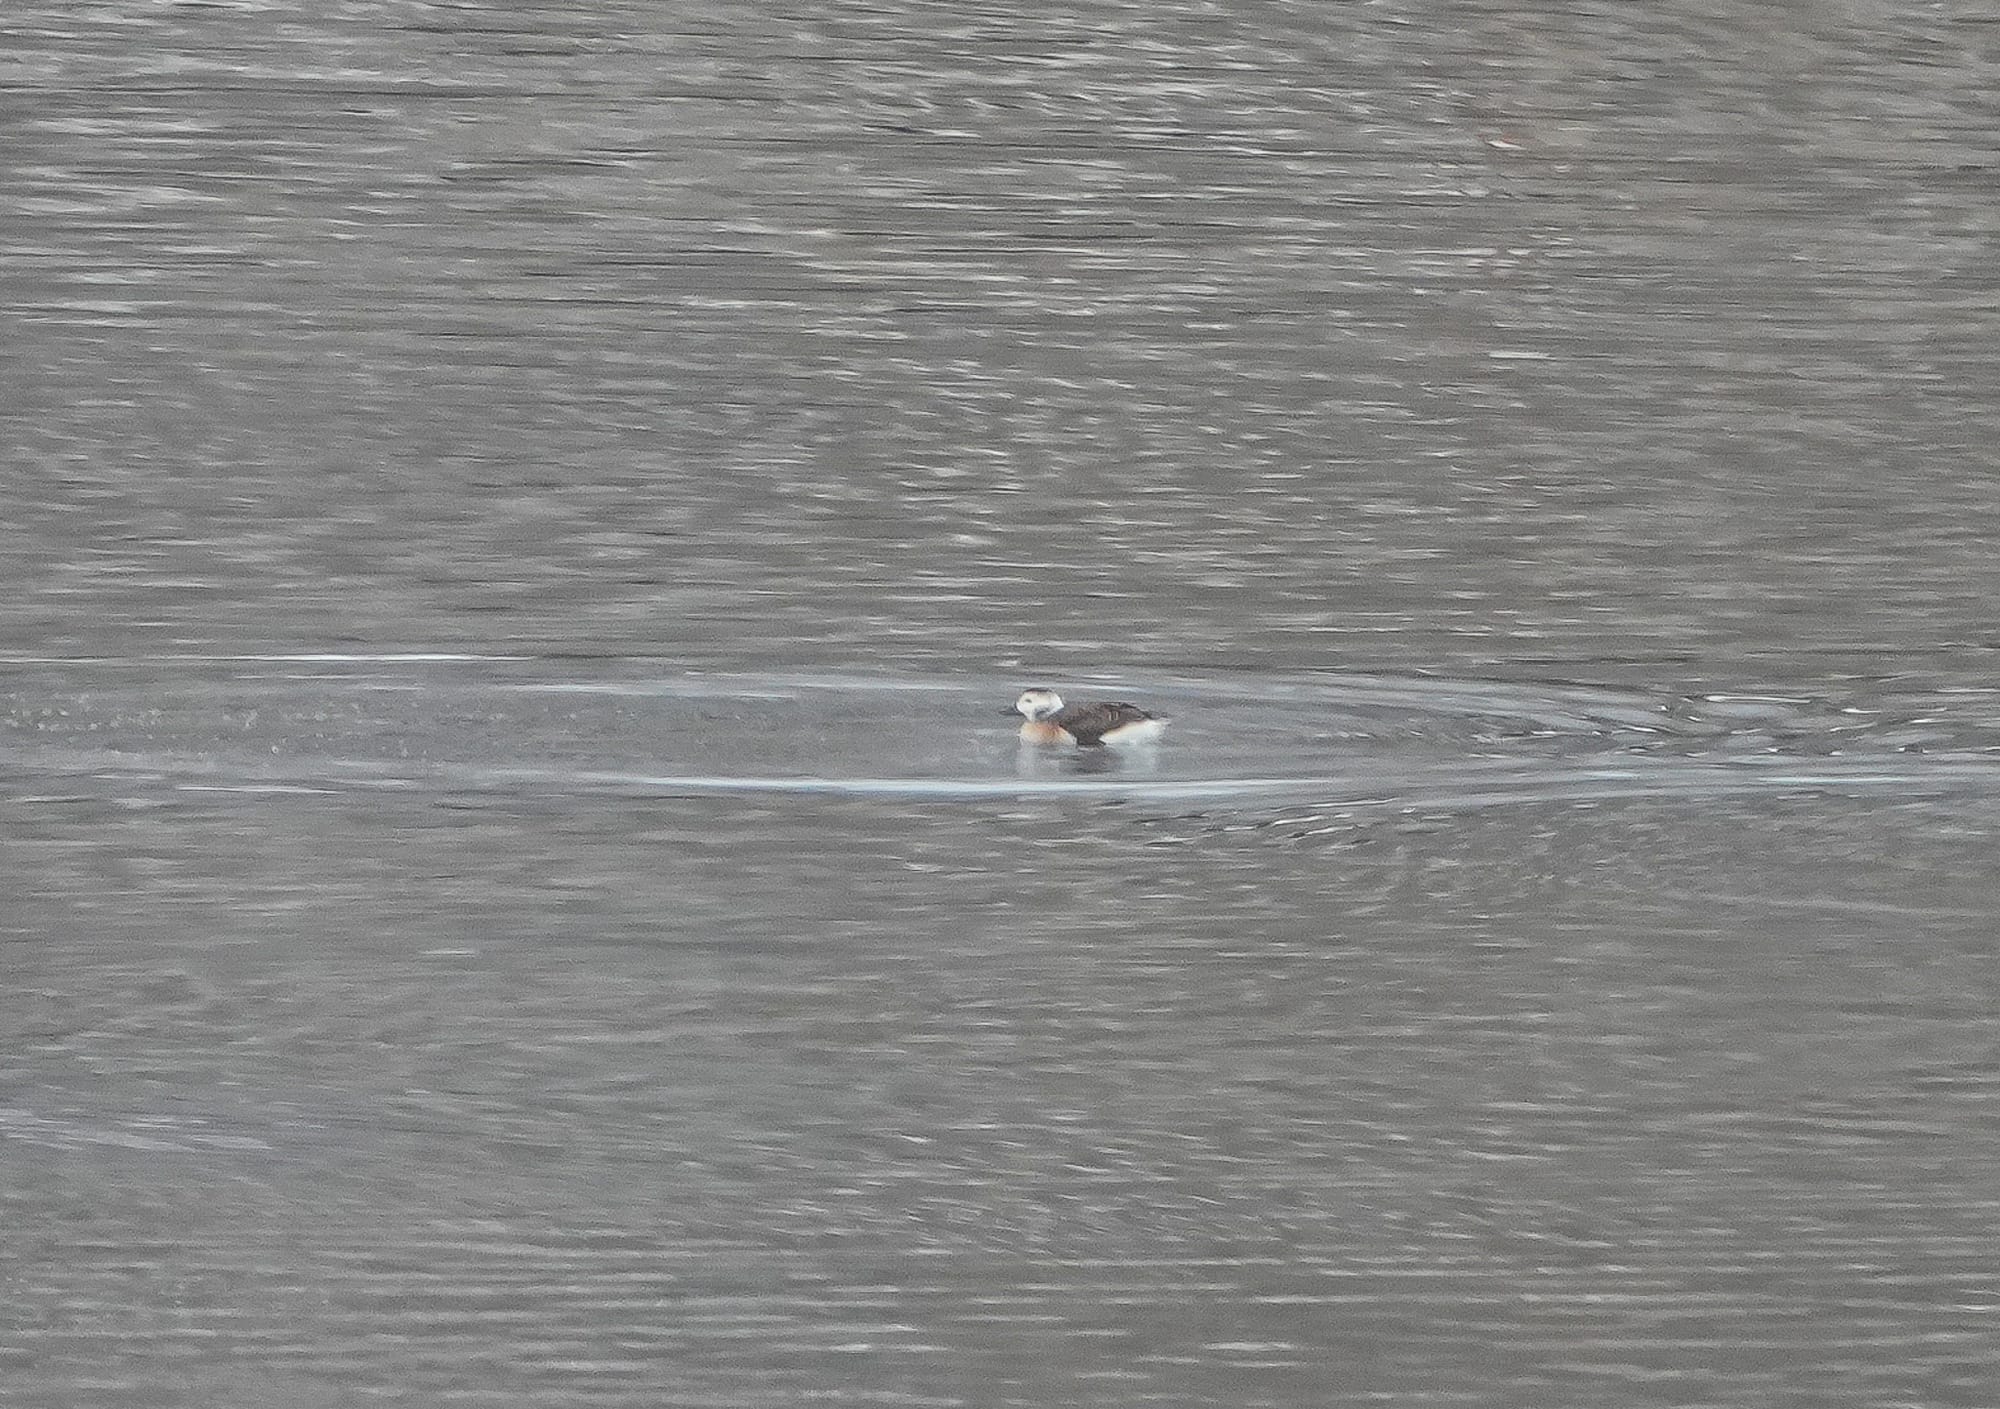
[1015,741,1161,778]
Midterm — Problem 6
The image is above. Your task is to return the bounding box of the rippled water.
[6,2,2000,1405]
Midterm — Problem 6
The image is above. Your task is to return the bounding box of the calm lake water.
[5,2,1999,1405]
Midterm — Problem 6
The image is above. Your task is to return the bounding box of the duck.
[1005,688,1167,747]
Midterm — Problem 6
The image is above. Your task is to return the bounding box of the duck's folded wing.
[1056,701,1153,744]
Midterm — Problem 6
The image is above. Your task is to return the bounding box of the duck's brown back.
[1053,700,1154,746]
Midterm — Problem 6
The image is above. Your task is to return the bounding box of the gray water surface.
[6,1,2000,1405]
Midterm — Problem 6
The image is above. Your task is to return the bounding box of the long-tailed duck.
[1005,688,1167,747]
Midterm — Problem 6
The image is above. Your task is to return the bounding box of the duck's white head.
[1012,688,1064,721]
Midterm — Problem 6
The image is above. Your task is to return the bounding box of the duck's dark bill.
[999,706,1021,715]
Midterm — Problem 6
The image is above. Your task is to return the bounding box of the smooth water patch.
[2,659,1995,810]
